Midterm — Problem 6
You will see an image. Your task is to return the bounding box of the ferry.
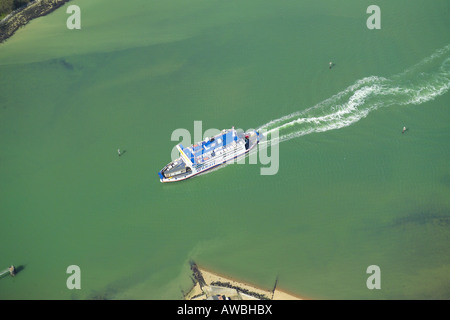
[158,127,261,182]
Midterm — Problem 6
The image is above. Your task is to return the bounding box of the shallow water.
[0,0,449,299]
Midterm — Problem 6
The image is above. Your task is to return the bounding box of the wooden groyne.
[189,260,206,288]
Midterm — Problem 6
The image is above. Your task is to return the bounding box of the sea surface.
[0,0,449,299]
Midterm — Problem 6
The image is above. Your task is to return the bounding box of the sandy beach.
[185,266,304,300]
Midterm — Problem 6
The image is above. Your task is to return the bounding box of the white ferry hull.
[158,128,260,183]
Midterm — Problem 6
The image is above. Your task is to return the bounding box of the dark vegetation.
[0,0,33,19]
[0,0,70,43]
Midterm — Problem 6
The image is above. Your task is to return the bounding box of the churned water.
[0,0,449,299]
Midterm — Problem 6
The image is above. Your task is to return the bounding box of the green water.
[0,0,449,299]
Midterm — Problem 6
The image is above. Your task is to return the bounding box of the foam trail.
[0,268,10,278]
[258,44,450,143]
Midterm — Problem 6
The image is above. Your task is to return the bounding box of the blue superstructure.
[180,130,237,165]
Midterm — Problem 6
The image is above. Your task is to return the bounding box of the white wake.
[257,44,450,143]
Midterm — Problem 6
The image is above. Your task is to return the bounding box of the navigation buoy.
[402,126,407,133]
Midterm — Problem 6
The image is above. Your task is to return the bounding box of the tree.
[0,0,14,16]
[13,0,32,10]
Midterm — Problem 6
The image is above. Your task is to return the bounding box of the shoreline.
[0,0,71,43]
[185,264,306,300]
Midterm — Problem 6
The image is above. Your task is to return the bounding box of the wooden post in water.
[271,275,278,300]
